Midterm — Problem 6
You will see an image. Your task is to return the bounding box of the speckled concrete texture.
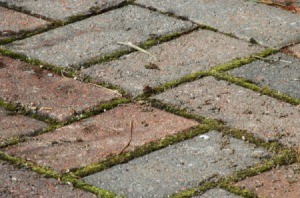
[5,5,195,67]
[3,103,198,172]
[83,131,270,198]
[0,108,47,142]
[0,6,48,39]
[83,30,263,96]
[229,53,300,98]
[154,76,300,147]
[193,188,241,198]
[0,56,119,122]
[0,0,125,21]
[136,0,300,48]
[236,164,300,198]
[0,160,97,198]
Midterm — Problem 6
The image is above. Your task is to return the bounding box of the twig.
[117,42,157,61]
[119,120,134,155]
[253,55,292,63]
[89,83,122,97]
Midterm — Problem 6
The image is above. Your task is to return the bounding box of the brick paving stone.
[5,5,195,68]
[289,43,300,58]
[0,0,125,21]
[83,131,270,197]
[229,53,300,98]
[3,103,199,172]
[193,188,241,198]
[0,107,47,142]
[154,76,300,147]
[0,6,48,39]
[83,30,263,96]
[0,56,119,122]
[136,0,300,48]
[0,160,96,198]
[236,164,300,198]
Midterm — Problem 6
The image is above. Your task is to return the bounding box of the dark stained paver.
[83,131,270,197]
[0,0,125,21]
[236,164,300,198]
[0,56,120,122]
[0,6,48,39]
[289,43,300,58]
[154,76,300,147]
[193,188,241,198]
[0,108,47,142]
[5,5,195,68]
[0,160,96,198]
[3,103,199,172]
[229,53,300,98]
[136,0,300,48]
[83,30,263,96]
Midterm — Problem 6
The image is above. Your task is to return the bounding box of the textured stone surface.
[229,53,300,98]
[289,43,300,58]
[0,160,96,198]
[83,131,270,198]
[194,188,241,198]
[0,56,119,122]
[236,164,300,198]
[0,108,47,142]
[4,103,198,172]
[5,5,194,67]
[136,0,300,48]
[0,6,48,39]
[154,76,300,147]
[83,30,263,96]
[0,0,125,21]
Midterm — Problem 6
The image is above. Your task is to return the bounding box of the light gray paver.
[5,5,195,68]
[136,0,300,48]
[0,0,125,21]
[154,76,300,147]
[83,29,263,96]
[193,188,241,198]
[83,131,270,198]
[229,53,300,98]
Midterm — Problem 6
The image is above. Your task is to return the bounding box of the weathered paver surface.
[154,76,300,147]
[0,55,120,122]
[193,188,242,198]
[5,5,194,68]
[289,43,300,58]
[229,53,300,98]
[3,103,198,172]
[83,131,270,197]
[83,29,263,96]
[136,0,300,48]
[0,0,126,21]
[0,160,97,198]
[0,6,48,39]
[0,108,47,142]
[236,164,300,198]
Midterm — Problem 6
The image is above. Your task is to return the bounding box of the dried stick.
[119,120,134,155]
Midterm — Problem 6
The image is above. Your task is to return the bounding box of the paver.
[136,0,300,48]
[5,5,195,68]
[229,53,300,98]
[83,29,263,96]
[83,131,270,197]
[0,107,47,142]
[193,188,241,198]
[236,164,300,198]
[0,160,96,198]
[0,55,119,122]
[3,103,199,172]
[154,76,300,147]
[289,43,300,58]
[0,6,48,39]
[0,0,126,21]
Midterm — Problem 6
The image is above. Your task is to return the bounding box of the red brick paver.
[0,7,49,39]
[236,164,300,198]
[0,108,47,142]
[3,103,199,172]
[0,56,120,122]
